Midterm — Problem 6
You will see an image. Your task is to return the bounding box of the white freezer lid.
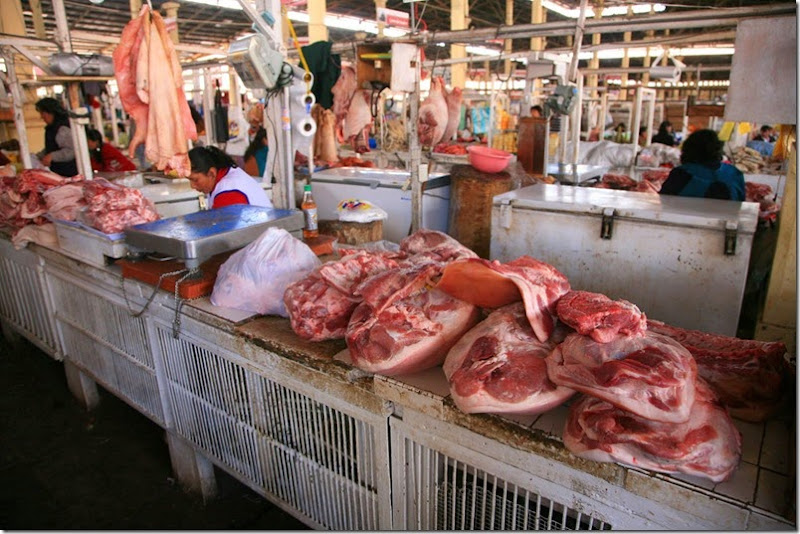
[493,183,759,233]
[312,167,449,189]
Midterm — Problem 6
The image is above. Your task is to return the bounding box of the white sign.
[377,7,410,28]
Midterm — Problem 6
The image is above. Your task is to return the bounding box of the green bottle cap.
[304,184,311,191]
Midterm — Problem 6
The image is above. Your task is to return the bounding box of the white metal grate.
[395,428,613,531]
[0,248,60,357]
[154,323,383,530]
[47,271,163,424]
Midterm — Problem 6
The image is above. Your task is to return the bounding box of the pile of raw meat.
[0,168,84,231]
[744,182,781,224]
[593,168,670,194]
[0,169,158,237]
[283,229,790,483]
[113,6,197,177]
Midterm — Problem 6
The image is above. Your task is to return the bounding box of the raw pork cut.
[600,173,637,190]
[312,104,338,164]
[556,290,647,343]
[647,320,786,422]
[440,86,463,144]
[546,332,697,423]
[113,11,148,157]
[399,229,477,264]
[284,250,404,341]
[43,183,86,221]
[82,178,159,234]
[437,256,570,342]
[331,67,357,124]
[443,303,575,414]
[343,90,372,153]
[418,77,448,147]
[563,378,742,483]
[346,261,480,376]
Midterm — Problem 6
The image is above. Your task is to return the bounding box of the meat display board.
[491,183,758,336]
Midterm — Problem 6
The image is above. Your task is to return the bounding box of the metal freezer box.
[311,167,450,243]
[491,183,759,336]
[124,205,304,262]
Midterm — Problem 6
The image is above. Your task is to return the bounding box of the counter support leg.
[1,320,21,345]
[64,360,100,410]
[165,432,217,502]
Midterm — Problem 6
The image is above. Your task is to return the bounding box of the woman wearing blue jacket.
[660,129,745,201]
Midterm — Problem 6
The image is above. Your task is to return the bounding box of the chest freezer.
[311,167,450,243]
[491,183,759,336]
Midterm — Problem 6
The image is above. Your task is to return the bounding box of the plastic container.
[466,146,512,173]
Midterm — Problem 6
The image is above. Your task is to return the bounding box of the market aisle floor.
[0,333,309,530]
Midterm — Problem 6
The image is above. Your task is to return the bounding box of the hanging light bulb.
[89,0,104,4]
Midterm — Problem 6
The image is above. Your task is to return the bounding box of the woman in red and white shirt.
[86,128,137,173]
[186,145,272,209]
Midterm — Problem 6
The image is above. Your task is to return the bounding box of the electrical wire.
[282,6,312,94]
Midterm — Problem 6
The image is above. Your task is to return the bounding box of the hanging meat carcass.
[113,6,197,177]
[440,86,463,144]
[443,302,575,415]
[343,90,373,154]
[418,77,448,147]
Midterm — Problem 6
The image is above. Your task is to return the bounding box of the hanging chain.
[120,267,191,318]
[171,269,200,339]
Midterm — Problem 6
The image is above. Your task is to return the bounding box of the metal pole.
[409,50,422,233]
[3,51,32,169]
[567,0,588,83]
[571,74,583,165]
[203,69,215,145]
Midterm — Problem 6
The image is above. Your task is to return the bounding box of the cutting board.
[119,251,234,299]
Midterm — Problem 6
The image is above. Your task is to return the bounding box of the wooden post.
[450,0,468,89]
[503,0,512,77]
[3,51,32,169]
[29,0,46,39]
[589,0,603,99]
[620,6,632,100]
[309,0,328,42]
[130,0,142,20]
[161,1,180,44]
[641,6,655,87]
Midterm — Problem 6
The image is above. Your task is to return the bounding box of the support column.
[620,6,632,100]
[529,0,544,53]
[641,5,655,87]
[161,2,180,44]
[588,0,603,99]
[3,51,32,169]
[503,0,512,77]
[29,0,46,38]
[130,0,142,19]
[64,361,101,411]
[450,0,468,89]
[309,0,328,42]
[166,432,218,501]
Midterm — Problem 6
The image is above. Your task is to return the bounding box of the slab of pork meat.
[284,250,404,341]
[437,256,570,342]
[546,332,697,424]
[563,378,742,483]
[444,302,575,414]
[647,319,787,422]
[556,290,647,343]
[346,260,480,376]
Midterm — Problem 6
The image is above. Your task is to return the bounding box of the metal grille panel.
[48,272,152,367]
[400,436,612,531]
[0,252,59,356]
[155,324,382,530]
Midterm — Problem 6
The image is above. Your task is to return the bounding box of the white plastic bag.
[336,198,388,223]
[211,227,321,316]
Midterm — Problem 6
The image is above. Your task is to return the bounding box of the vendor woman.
[35,97,78,177]
[187,145,272,209]
[659,129,745,201]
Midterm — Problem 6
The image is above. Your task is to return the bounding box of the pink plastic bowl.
[467,145,512,173]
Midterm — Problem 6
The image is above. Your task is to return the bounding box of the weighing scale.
[124,205,305,269]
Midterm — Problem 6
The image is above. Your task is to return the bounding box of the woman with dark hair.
[35,97,78,177]
[243,126,268,178]
[85,128,137,172]
[187,145,272,209]
[659,129,745,201]
[652,120,676,146]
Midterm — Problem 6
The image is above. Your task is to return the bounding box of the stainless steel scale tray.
[124,205,304,262]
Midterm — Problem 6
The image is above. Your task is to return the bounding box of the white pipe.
[571,74,583,165]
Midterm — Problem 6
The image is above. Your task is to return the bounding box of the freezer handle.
[724,221,738,256]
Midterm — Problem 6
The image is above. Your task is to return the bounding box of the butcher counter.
[0,233,795,530]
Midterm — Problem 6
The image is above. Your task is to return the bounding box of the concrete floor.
[0,333,309,530]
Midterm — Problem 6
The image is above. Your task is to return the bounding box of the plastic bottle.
[301,184,318,239]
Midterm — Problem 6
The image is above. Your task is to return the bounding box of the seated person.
[651,121,676,146]
[187,145,272,209]
[660,129,745,201]
[86,128,137,172]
